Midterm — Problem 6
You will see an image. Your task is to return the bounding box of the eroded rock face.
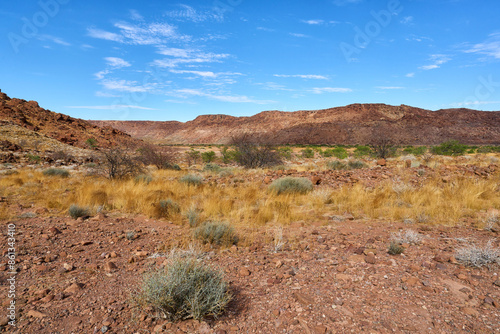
[91,104,500,145]
[0,91,142,149]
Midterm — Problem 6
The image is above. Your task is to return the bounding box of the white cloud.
[311,87,352,94]
[157,48,192,58]
[66,105,157,110]
[465,32,500,59]
[451,100,500,107]
[95,91,120,98]
[406,72,415,78]
[419,54,451,70]
[376,86,405,90]
[302,19,324,25]
[37,34,71,46]
[257,82,295,91]
[130,9,144,21]
[174,89,272,104]
[152,52,229,68]
[400,16,414,25]
[257,27,275,32]
[87,21,188,45]
[274,74,329,80]
[165,4,223,22]
[100,79,153,93]
[290,33,309,38]
[87,28,124,42]
[170,69,217,78]
[104,57,131,69]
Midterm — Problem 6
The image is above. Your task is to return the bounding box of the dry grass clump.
[388,241,404,255]
[391,229,423,245]
[153,199,181,219]
[194,221,239,247]
[132,256,231,321]
[455,240,500,267]
[179,174,203,186]
[268,177,313,195]
[42,168,70,178]
[68,204,89,219]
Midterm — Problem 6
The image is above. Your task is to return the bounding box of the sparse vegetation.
[100,148,144,179]
[137,144,177,170]
[186,206,201,227]
[388,241,404,255]
[431,140,468,156]
[201,151,216,163]
[232,135,282,168]
[42,168,70,178]
[268,177,313,195]
[455,240,500,267]
[68,204,89,219]
[133,257,231,321]
[391,229,422,245]
[194,221,239,246]
[203,163,222,173]
[179,174,203,186]
[353,145,372,158]
[185,149,201,166]
[301,148,315,159]
[153,199,180,219]
[134,174,153,184]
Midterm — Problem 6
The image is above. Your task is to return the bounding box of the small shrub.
[353,145,372,158]
[268,177,313,195]
[26,154,41,163]
[431,140,468,156]
[402,146,427,156]
[170,164,181,171]
[179,174,203,186]
[126,231,137,240]
[203,163,221,173]
[277,147,293,160]
[332,147,349,159]
[135,174,153,184]
[201,151,216,163]
[347,160,366,170]
[133,257,231,321]
[154,199,181,219]
[301,148,315,159]
[388,241,404,255]
[220,146,237,163]
[186,207,201,228]
[455,240,499,267]
[194,221,239,246]
[391,229,422,245]
[327,160,347,170]
[42,168,70,178]
[68,204,89,219]
[232,135,282,168]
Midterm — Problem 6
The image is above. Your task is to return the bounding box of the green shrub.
[277,147,293,160]
[203,163,221,173]
[179,174,203,186]
[26,154,41,163]
[353,145,372,158]
[220,146,238,163]
[135,174,153,184]
[154,199,181,219]
[431,140,468,156]
[332,147,349,159]
[170,164,181,171]
[388,241,404,255]
[194,221,239,246]
[477,146,500,153]
[402,146,427,156]
[268,177,313,195]
[68,204,89,219]
[347,160,367,169]
[327,160,347,170]
[133,257,231,321]
[42,168,70,178]
[201,151,216,163]
[301,148,315,159]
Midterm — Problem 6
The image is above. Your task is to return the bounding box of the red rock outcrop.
[0,90,142,149]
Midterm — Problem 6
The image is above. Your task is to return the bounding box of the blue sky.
[1,0,499,121]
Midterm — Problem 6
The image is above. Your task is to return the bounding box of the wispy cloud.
[100,79,154,93]
[419,54,451,70]
[66,105,157,110]
[129,9,144,21]
[290,33,309,38]
[464,32,500,59]
[165,4,223,22]
[87,21,188,45]
[406,72,415,78]
[274,74,328,80]
[174,89,273,104]
[400,16,414,25]
[152,51,229,68]
[257,82,295,91]
[37,34,71,46]
[376,86,405,90]
[104,57,131,69]
[451,100,500,107]
[302,19,325,25]
[310,87,352,94]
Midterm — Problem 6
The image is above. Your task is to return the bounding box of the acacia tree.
[368,123,400,159]
[100,147,143,179]
[137,144,177,169]
[231,134,282,168]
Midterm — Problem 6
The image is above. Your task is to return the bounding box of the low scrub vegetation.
[68,204,89,219]
[153,199,180,219]
[133,257,231,321]
[179,174,203,186]
[268,177,313,195]
[431,140,468,156]
[194,221,239,246]
[455,240,499,267]
[42,168,69,178]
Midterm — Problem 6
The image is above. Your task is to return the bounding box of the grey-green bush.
[388,241,404,255]
[203,163,221,173]
[133,257,231,321]
[269,177,313,195]
[154,199,181,219]
[347,160,367,170]
[186,207,201,227]
[43,168,70,178]
[327,160,347,170]
[68,204,89,219]
[179,174,203,186]
[194,221,238,246]
[135,174,153,184]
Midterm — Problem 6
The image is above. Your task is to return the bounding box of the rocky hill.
[91,104,500,145]
[0,90,141,149]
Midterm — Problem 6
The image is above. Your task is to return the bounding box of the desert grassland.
[0,156,499,239]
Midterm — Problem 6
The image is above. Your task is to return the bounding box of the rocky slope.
[91,104,500,145]
[0,90,141,149]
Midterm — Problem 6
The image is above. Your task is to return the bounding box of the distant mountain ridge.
[90,104,500,145]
